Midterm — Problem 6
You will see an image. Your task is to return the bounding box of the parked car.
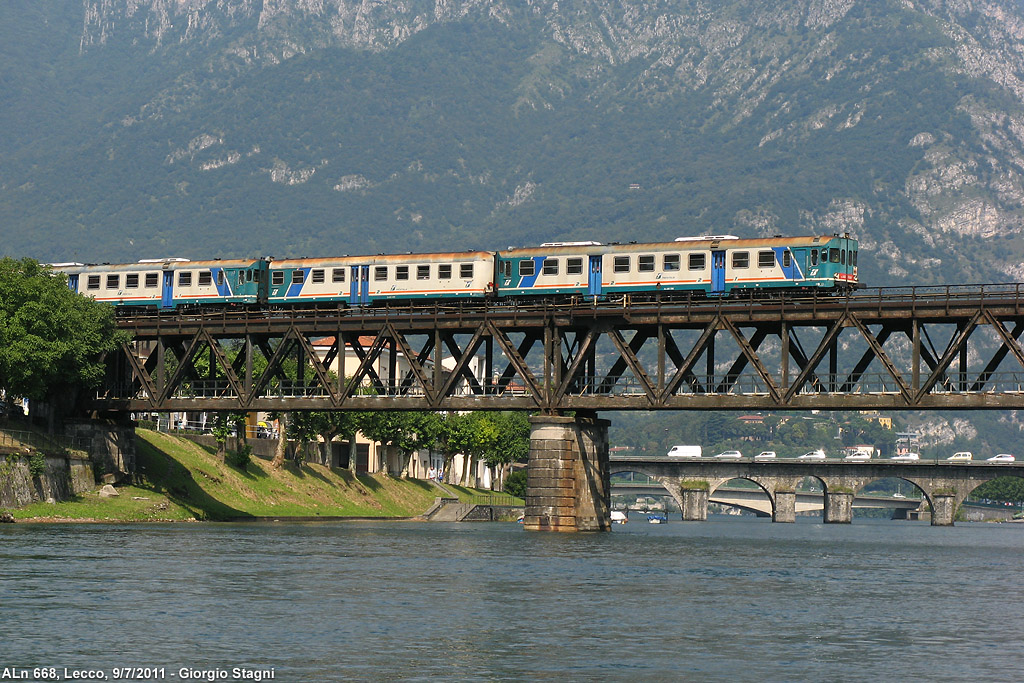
[753,451,777,461]
[667,445,702,459]
[946,451,973,461]
[714,450,743,460]
[798,449,827,460]
[892,452,920,462]
[844,452,871,461]
[987,453,1016,463]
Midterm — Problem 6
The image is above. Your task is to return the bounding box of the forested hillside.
[2,0,1024,289]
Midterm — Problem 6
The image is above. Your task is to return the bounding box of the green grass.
[13,430,457,522]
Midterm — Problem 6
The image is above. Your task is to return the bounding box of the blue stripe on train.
[516,257,546,289]
[285,269,310,299]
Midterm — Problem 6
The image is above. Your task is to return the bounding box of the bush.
[28,452,47,477]
[226,444,252,470]
[505,469,527,498]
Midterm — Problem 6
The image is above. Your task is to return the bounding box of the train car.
[53,258,267,309]
[496,234,858,299]
[266,251,495,306]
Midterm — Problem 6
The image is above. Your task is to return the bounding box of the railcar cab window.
[810,250,818,266]
[106,274,120,289]
[332,268,345,283]
[217,271,225,287]
[688,253,706,270]
[199,271,213,287]
[613,256,630,273]
[500,262,512,278]
[180,271,194,287]
[312,269,325,284]
[87,275,101,290]
[460,263,474,278]
[638,255,655,272]
[782,251,792,268]
[396,266,409,281]
[543,259,558,276]
[840,250,846,265]
[851,250,858,267]
[567,258,583,275]
[271,271,284,286]
[145,273,159,288]
[417,265,430,280]
[125,274,139,289]
[439,264,453,279]
[375,266,388,281]
[732,252,749,269]
[758,251,775,268]
[519,260,535,277]
[830,248,841,263]
[663,254,680,271]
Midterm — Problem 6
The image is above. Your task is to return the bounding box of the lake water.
[2,516,1022,681]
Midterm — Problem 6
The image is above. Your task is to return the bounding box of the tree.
[305,410,362,467]
[357,411,439,477]
[0,258,127,429]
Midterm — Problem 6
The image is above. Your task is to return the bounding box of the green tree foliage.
[0,258,126,417]
[357,411,439,477]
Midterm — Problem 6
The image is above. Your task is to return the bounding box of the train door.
[67,274,79,293]
[350,265,370,305]
[780,248,803,282]
[161,271,174,309]
[588,255,603,296]
[711,251,727,294]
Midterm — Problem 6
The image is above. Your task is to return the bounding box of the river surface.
[2,516,1022,681]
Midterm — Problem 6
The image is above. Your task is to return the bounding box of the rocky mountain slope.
[3,0,1024,286]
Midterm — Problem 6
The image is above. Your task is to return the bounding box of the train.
[51,233,859,310]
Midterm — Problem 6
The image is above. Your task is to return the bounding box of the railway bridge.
[95,284,1024,530]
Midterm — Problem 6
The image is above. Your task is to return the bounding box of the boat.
[647,513,668,524]
[611,510,628,524]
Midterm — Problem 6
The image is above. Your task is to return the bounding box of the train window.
[145,273,159,288]
[460,263,474,278]
[253,270,261,283]
[439,264,452,279]
[332,268,345,283]
[613,256,630,273]
[519,260,535,277]
[841,250,846,265]
[375,266,388,281]
[567,258,583,275]
[821,248,828,262]
[217,271,225,286]
[180,271,194,287]
[290,270,304,285]
[271,271,283,286]
[851,250,858,267]
[199,271,213,287]
[830,248,840,263]
[543,258,558,276]
[106,274,120,289]
[396,266,409,281]
[758,251,775,268]
[125,274,139,289]
[810,250,818,266]
[638,255,655,272]
[663,254,680,271]
[782,251,791,268]
[688,253,706,270]
[732,252,749,269]
[312,269,325,284]
[417,265,430,280]
[87,275,100,290]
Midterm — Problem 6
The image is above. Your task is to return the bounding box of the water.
[2,516,1022,681]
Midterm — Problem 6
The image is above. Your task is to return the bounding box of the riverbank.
[10,429,512,522]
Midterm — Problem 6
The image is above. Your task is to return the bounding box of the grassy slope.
[14,429,445,522]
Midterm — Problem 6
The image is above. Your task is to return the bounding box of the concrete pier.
[680,486,709,521]
[523,414,610,532]
[824,491,854,524]
[772,490,796,523]
[929,493,957,526]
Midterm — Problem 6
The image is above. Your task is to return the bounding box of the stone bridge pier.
[523,414,611,532]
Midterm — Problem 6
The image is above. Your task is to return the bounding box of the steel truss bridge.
[97,284,1024,413]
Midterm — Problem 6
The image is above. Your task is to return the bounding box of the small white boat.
[611,510,628,524]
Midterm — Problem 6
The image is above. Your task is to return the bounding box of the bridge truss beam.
[96,286,1024,412]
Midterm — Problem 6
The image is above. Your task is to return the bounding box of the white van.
[667,445,702,459]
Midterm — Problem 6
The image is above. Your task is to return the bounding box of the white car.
[987,453,1016,463]
[667,445,702,459]
[892,452,920,462]
[946,452,973,461]
[754,451,777,461]
[844,452,871,461]
[714,450,743,460]
[798,450,826,460]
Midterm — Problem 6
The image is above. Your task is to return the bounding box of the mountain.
[3,0,1024,288]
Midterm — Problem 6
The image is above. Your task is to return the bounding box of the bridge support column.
[524,415,610,532]
[680,487,709,521]
[772,491,796,523]
[929,493,957,527]
[824,491,854,524]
